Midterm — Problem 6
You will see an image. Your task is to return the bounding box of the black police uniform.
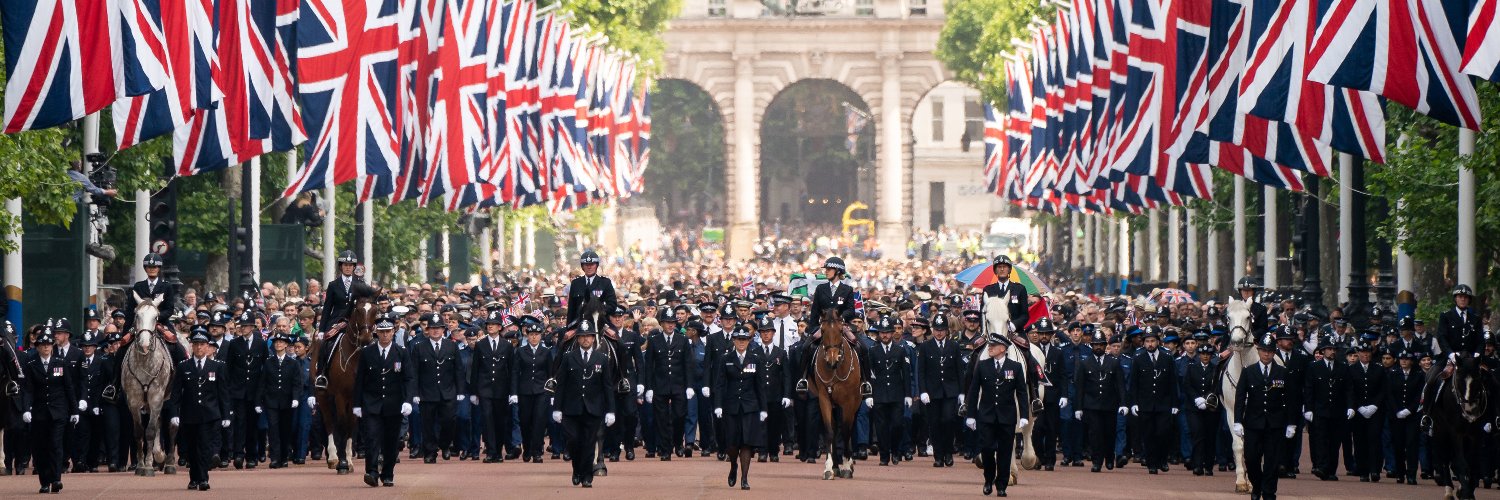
[565,275,618,325]
[317,274,376,333]
[224,328,268,467]
[1235,359,1292,500]
[870,338,911,465]
[75,348,118,471]
[1129,345,1178,472]
[1346,357,1386,481]
[410,335,466,461]
[979,280,1030,331]
[604,325,644,460]
[21,349,78,491]
[643,328,694,458]
[916,335,963,466]
[512,337,552,462]
[966,346,1029,496]
[1032,334,1065,468]
[124,278,178,330]
[1385,361,1423,483]
[259,349,305,467]
[173,353,230,489]
[752,335,792,460]
[470,332,515,462]
[1182,354,1219,473]
[1303,352,1347,479]
[553,335,616,487]
[353,341,413,484]
[1074,347,1126,470]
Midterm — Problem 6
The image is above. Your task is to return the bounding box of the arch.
[639,79,729,227]
[758,78,877,229]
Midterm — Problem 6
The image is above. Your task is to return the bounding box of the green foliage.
[935,0,1053,106]
[0,35,86,252]
[644,79,726,223]
[549,0,682,82]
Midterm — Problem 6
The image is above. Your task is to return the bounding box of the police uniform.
[1129,327,1178,473]
[20,330,78,493]
[552,319,615,488]
[410,313,466,462]
[353,318,413,487]
[965,333,1029,497]
[1270,328,1310,477]
[513,318,553,462]
[124,253,178,331]
[470,311,515,463]
[1346,337,1386,482]
[1385,352,1422,484]
[1234,335,1294,500]
[751,316,792,462]
[259,334,304,468]
[73,331,117,472]
[979,255,1031,331]
[565,251,618,325]
[1074,335,1126,471]
[643,320,695,459]
[224,312,268,468]
[868,317,911,466]
[1303,341,1347,480]
[916,320,963,467]
[605,310,644,461]
[173,330,230,491]
[713,326,765,490]
[1029,318,1065,469]
[317,252,376,333]
[1183,345,1219,475]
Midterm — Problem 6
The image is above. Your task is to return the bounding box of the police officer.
[1129,325,1178,474]
[1074,334,1126,472]
[566,251,618,326]
[981,255,1031,335]
[714,325,765,490]
[1236,278,1270,335]
[552,319,616,488]
[1423,284,1485,421]
[1184,344,1219,476]
[643,314,696,460]
[797,257,871,398]
[1233,333,1295,500]
[410,312,466,463]
[751,314,792,462]
[172,328,230,492]
[470,310,515,463]
[513,317,553,463]
[964,332,1029,497]
[700,302,731,460]
[1303,339,1348,481]
[259,332,304,469]
[20,327,78,493]
[315,251,375,388]
[605,305,643,461]
[1386,350,1423,484]
[225,311,267,469]
[917,312,963,468]
[124,253,178,329]
[353,317,413,487]
[1271,326,1310,478]
[869,316,911,466]
[74,330,117,473]
[1029,318,1065,470]
[1347,336,1386,483]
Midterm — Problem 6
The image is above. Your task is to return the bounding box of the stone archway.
[759,79,875,228]
[640,79,728,227]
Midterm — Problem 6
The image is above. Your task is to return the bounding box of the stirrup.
[795,379,809,395]
[3,380,17,397]
[860,381,873,397]
[313,375,329,390]
[1420,414,1434,436]
[543,378,557,393]
[1030,399,1045,415]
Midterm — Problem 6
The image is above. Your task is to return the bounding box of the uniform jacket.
[916,337,963,399]
[565,275,618,325]
[979,281,1030,331]
[258,353,304,410]
[643,331,694,396]
[22,354,79,420]
[172,356,230,424]
[1384,366,1422,414]
[807,281,855,333]
[317,275,376,332]
[410,337,465,401]
[712,349,767,416]
[470,335,515,400]
[1182,359,1218,406]
[966,356,1030,425]
[1303,357,1348,418]
[1346,362,1386,412]
[1234,361,1291,430]
[512,342,552,396]
[353,343,413,416]
[870,341,911,404]
[224,332,268,401]
[752,342,792,404]
[1074,353,1127,411]
[554,347,616,417]
[1436,307,1485,355]
[1129,347,1178,411]
[124,278,177,329]
[77,353,116,410]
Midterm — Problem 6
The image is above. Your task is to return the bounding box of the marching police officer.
[1347,335,1386,483]
[714,325,766,490]
[605,305,643,461]
[513,317,553,463]
[1129,325,1178,474]
[566,251,618,325]
[471,311,516,463]
[225,311,267,469]
[124,253,178,329]
[1304,339,1348,481]
[643,316,696,460]
[752,314,792,462]
[20,328,78,494]
[1074,334,1126,473]
[965,332,1030,497]
[172,328,230,491]
[1029,318,1065,470]
[917,313,963,468]
[259,332,304,469]
[353,317,413,487]
[1386,350,1422,484]
[1184,344,1219,476]
[410,312,466,463]
[869,316,911,466]
[74,331,117,473]
[1233,334,1296,500]
[552,319,616,488]
[1271,326,1310,478]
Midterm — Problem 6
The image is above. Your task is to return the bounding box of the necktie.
[739,353,745,364]
[381,348,388,360]
[1326,360,1332,371]
[492,339,498,352]
[1151,353,1157,364]
[198,359,204,371]
[1263,364,1269,378]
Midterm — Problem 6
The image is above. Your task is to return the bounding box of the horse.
[809,309,861,480]
[120,292,178,476]
[0,324,21,466]
[550,294,629,477]
[1430,355,1494,500]
[1219,299,1259,494]
[979,294,1044,485]
[313,296,377,474]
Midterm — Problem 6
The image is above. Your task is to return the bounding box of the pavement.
[3,453,1495,499]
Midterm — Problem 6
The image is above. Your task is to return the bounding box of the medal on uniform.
[745,364,756,373]
[52,367,63,377]
[1004,369,1014,380]
[593,290,603,297]
[208,371,217,381]
[394,362,402,372]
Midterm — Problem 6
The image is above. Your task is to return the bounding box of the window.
[929,182,946,229]
[909,0,928,16]
[856,0,875,16]
[708,0,726,17]
[964,97,984,145]
[929,96,944,142]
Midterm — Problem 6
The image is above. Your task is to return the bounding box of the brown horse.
[313,296,377,474]
[809,309,862,480]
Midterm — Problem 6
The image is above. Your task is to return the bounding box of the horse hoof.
[823,471,834,480]
[145,469,156,477]
[135,468,147,477]
[843,470,853,479]
[1008,475,1017,486]
[327,462,338,470]
[163,466,176,475]
[1235,483,1252,494]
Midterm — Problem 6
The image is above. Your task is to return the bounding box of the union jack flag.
[3,0,168,133]
[1463,0,1500,81]
[851,290,865,316]
[1307,0,1481,130]
[112,0,215,150]
[983,103,1005,195]
[631,90,651,190]
[740,276,757,298]
[508,291,530,316]
[429,0,490,210]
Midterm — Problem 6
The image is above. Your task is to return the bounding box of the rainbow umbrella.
[954,262,1052,295]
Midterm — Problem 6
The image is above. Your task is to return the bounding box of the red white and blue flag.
[111,0,217,150]
[1463,0,1500,81]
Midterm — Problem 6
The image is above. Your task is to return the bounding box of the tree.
[642,79,726,225]
[935,0,1053,106]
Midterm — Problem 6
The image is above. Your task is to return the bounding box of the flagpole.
[1167,207,1180,287]
[250,157,262,289]
[322,186,336,284]
[1186,208,1198,295]
[1118,219,1129,295]
[134,189,150,283]
[4,198,21,328]
[1263,185,1276,290]
[360,200,374,277]
[83,113,100,308]
[1148,209,1160,282]
[1458,129,1476,287]
[1233,176,1246,284]
[1338,153,1352,304]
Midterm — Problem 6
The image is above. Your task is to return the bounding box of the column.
[876,52,907,258]
[525,215,537,268]
[1186,208,1199,293]
[249,157,261,284]
[1167,208,1181,286]
[1118,219,1130,293]
[1396,197,1413,295]
[83,113,100,305]
[1233,176,1246,282]
[440,229,451,283]
[511,217,522,269]
[1458,129,1476,286]
[359,201,374,276]
[1338,154,1353,304]
[321,186,336,283]
[1263,185,1277,289]
[1069,212,1079,271]
[416,238,428,283]
[1207,228,1221,298]
[134,189,150,283]
[1148,210,1161,281]
[728,54,758,260]
[479,216,493,279]
[4,198,21,327]
[1133,220,1146,281]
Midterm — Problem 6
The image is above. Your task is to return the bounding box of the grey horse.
[121,293,178,476]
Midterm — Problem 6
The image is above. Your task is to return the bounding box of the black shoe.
[245,459,257,469]
[1106,459,1114,471]
[717,452,726,461]
[880,459,890,466]
[741,481,750,490]
[661,455,671,462]
[364,474,379,487]
[771,455,779,463]
[1162,464,1169,472]
[39,487,50,494]
[996,489,1007,497]
[1219,465,1228,472]
[408,451,419,459]
[423,455,436,464]
[1043,465,1054,471]
[758,453,768,463]
[1115,456,1128,469]
[1092,465,1102,473]
[934,460,944,468]
[645,451,656,459]
[198,483,210,491]
[234,458,244,470]
[552,452,561,460]
[946,456,955,467]
[441,450,451,460]
[582,480,593,488]
[626,450,635,461]
[984,482,994,495]
[1149,468,1158,475]
[187,482,200,490]
[1359,475,1369,482]
[382,480,394,487]
[563,453,572,461]
[49,483,60,494]
[572,474,581,486]
[533,457,543,464]
[1194,468,1204,476]
[729,468,738,487]
[1407,476,1417,485]
[108,465,121,473]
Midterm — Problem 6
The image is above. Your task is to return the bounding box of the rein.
[813,343,855,391]
[126,332,168,395]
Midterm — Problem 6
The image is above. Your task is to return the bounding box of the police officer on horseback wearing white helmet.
[794,256,873,398]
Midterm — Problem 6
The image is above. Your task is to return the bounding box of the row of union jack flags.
[1,0,651,213]
[979,0,1496,216]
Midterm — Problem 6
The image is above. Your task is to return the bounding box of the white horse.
[980,294,1044,486]
[1221,300,1259,494]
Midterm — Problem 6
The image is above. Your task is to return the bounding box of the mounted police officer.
[566,251,618,325]
[795,256,872,398]
[981,255,1030,334]
[1236,278,1270,335]
[1422,284,1486,424]
[315,251,376,389]
[124,253,178,329]
[353,316,412,487]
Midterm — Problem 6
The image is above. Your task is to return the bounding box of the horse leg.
[844,410,856,479]
[131,408,149,476]
[820,399,835,480]
[334,416,352,474]
[1457,445,1478,500]
[1230,414,1250,493]
[162,416,178,475]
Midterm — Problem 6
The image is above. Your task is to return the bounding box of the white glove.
[1486,423,1494,433]
[469,395,479,405]
[701,387,710,398]
[1285,425,1296,439]
[1117,407,1129,416]
[957,394,965,406]
[1346,409,1355,419]
[686,388,695,400]
[636,384,645,396]
[22,412,30,423]
[412,396,421,404]
[782,398,792,408]
[605,413,616,427]
[400,403,412,416]
[714,408,723,418]
[1397,409,1411,419]
[759,411,768,422]
[1018,418,1029,428]
[1194,397,1207,410]
[1304,411,1314,422]
[307,397,318,409]
[864,398,874,408]
[353,407,363,418]
[904,397,912,408]
[170,417,180,426]
[221,419,231,428]
[1131,405,1140,416]
[292,400,299,409]
[552,411,563,423]
[70,415,78,425]
[91,407,100,416]
[1059,397,1069,408]
[509,395,519,405]
[965,418,977,430]
[456,394,466,403]
[920,393,930,404]
[78,400,88,412]
[255,406,263,414]
[1357,405,1375,418]
[645,390,654,403]
[1231,423,1244,437]
[1075,411,1083,420]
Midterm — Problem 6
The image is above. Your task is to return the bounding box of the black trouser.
[1281,420,1303,473]
[231,399,259,461]
[696,393,717,452]
[1138,409,1171,469]
[1351,412,1383,476]
[1033,401,1060,466]
[979,422,1015,488]
[1308,415,1338,474]
[30,414,64,486]
[564,414,603,481]
[479,397,512,459]
[180,422,215,485]
[266,407,295,464]
[1388,412,1419,479]
[518,394,548,458]
[5,407,30,471]
[78,406,118,468]
[873,402,903,461]
[797,397,822,458]
[604,393,638,456]
[762,401,787,455]
[1085,409,1117,466]
[1243,427,1284,498]
[1187,408,1218,470]
[654,394,686,455]
[926,397,957,461]
[419,400,456,457]
[113,403,132,467]
[362,413,402,480]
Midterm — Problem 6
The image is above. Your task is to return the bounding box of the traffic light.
[148,180,179,266]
